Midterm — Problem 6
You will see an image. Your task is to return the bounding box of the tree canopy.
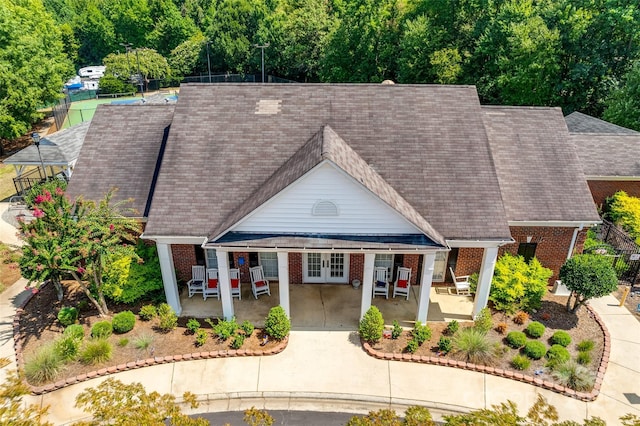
[559,254,618,313]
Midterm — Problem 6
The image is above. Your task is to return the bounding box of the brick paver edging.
[362,304,610,402]
[12,285,289,395]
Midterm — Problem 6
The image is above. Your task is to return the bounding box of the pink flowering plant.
[19,182,141,316]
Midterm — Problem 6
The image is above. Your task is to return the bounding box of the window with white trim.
[433,251,447,282]
[374,254,394,275]
[206,249,218,269]
[259,252,279,279]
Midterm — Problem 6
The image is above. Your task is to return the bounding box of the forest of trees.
[2,0,640,140]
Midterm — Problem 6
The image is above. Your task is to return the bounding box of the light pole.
[31,132,47,180]
[206,41,212,83]
[119,42,132,81]
[253,43,269,83]
[135,48,144,97]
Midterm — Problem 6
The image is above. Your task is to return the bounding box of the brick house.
[66,84,599,322]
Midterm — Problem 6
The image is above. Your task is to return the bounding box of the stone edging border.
[12,284,288,395]
[362,304,610,402]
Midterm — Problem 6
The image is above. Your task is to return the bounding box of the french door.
[303,253,349,283]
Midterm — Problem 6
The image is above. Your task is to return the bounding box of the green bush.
[57,307,78,326]
[186,318,201,334]
[525,321,545,338]
[359,306,384,343]
[117,338,129,347]
[80,340,113,365]
[474,308,493,334]
[452,328,496,365]
[241,320,254,336]
[546,344,571,368]
[103,241,165,303]
[24,343,63,384]
[134,334,154,350]
[91,321,113,339]
[213,317,238,340]
[438,336,452,354]
[506,331,527,348]
[523,340,547,360]
[550,330,571,347]
[391,320,402,339]
[53,336,80,361]
[577,339,595,352]
[264,306,291,340]
[405,338,419,354]
[231,333,245,349]
[98,75,135,95]
[63,324,84,340]
[577,351,592,365]
[157,303,177,332]
[511,354,531,370]
[606,191,640,244]
[139,304,157,321]
[195,329,207,347]
[112,311,136,334]
[559,254,618,313]
[404,406,434,426]
[489,253,551,314]
[412,321,432,345]
[445,320,459,335]
[552,360,595,391]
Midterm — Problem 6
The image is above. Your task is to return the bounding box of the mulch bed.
[15,281,287,394]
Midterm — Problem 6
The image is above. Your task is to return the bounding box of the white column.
[277,252,290,318]
[360,253,376,320]
[216,250,234,320]
[157,242,181,316]
[416,253,436,323]
[473,247,499,318]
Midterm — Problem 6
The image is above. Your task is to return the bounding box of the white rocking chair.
[392,267,412,300]
[230,268,241,300]
[372,267,389,299]
[187,265,205,298]
[203,268,220,300]
[250,266,271,299]
[449,267,471,296]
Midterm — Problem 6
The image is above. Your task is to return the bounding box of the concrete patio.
[179,283,474,329]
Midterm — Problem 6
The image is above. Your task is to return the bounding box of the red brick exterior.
[403,254,420,285]
[172,244,197,283]
[231,252,250,283]
[455,248,484,277]
[587,180,640,209]
[349,254,364,284]
[289,253,303,284]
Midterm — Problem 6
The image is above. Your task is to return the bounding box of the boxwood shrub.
[524,340,547,360]
[546,344,571,368]
[112,311,136,334]
[91,321,113,339]
[550,330,571,347]
[506,331,527,348]
[525,321,545,338]
[57,307,78,326]
[511,354,531,370]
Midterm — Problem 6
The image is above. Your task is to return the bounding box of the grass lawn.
[0,164,18,201]
[0,242,21,292]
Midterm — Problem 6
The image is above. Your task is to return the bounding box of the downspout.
[567,224,584,259]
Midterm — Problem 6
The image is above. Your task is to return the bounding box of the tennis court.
[61,95,141,129]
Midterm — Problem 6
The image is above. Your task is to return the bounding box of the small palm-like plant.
[552,360,595,391]
[452,327,496,365]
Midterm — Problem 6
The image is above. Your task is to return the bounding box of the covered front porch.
[178,283,474,329]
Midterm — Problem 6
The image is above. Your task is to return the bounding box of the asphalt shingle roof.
[144,84,512,241]
[565,111,639,135]
[572,134,640,177]
[66,104,175,216]
[483,106,600,223]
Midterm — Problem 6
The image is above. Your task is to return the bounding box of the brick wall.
[349,254,364,284]
[171,244,197,283]
[455,248,484,277]
[403,254,420,285]
[289,253,303,284]
[231,252,251,283]
[587,180,640,208]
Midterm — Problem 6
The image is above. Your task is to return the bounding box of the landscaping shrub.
[264,306,291,340]
[231,333,245,349]
[452,328,496,365]
[525,321,545,338]
[53,336,80,361]
[57,307,78,326]
[606,191,640,244]
[404,406,435,426]
[511,354,531,370]
[213,317,239,340]
[523,341,547,360]
[560,254,618,313]
[513,311,529,325]
[241,320,254,336]
[552,360,595,391]
[117,338,129,347]
[506,331,527,349]
[540,312,551,321]
[63,324,84,340]
[546,344,570,368]
[391,320,402,339]
[577,339,595,352]
[186,318,201,334]
[91,321,113,339]
[550,330,572,347]
[195,329,207,347]
[359,306,384,343]
[405,338,419,354]
[112,311,136,334]
[24,343,63,384]
[438,336,452,354]
[577,351,592,365]
[474,308,493,334]
[489,253,551,313]
[346,409,402,426]
[445,320,459,335]
[134,334,154,350]
[80,340,113,365]
[495,322,508,334]
[412,321,431,345]
[139,304,157,321]
[157,303,177,332]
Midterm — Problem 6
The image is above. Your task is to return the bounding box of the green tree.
[103,48,171,89]
[603,61,640,131]
[0,371,52,425]
[0,0,73,142]
[559,254,618,313]
[101,0,153,51]
[147,0,198,56]
[73,378,208,426]
[168,32,206,78]
[71,1,116,66]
